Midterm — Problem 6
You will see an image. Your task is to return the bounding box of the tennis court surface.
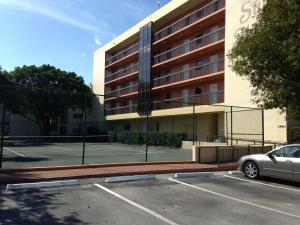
[2,135,192,168]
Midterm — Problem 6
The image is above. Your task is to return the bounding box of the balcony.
[105,43,139,67]
[105,91,224,116]
[105,83,138,99]
[153,91,224,111]
[153,59,224,88]
[153,0,225,43]
[105,104,138,116]
[153,27,225,66]
[105,63,139,83]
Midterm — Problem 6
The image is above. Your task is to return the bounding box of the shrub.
[108,131,187,148]
[289,127,300,143]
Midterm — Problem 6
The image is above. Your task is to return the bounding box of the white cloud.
[94,36,102,46]
[0,0,101,32]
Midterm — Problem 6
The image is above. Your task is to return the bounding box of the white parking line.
[86,152,165,157]
[4,147,25,157]
[94,183,179,225]
[224,175,300,193]
[169,178,300,219]
[87,147,159,153]
[52,146,73,151]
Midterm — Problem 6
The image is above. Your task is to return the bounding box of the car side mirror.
[267,152,274,159]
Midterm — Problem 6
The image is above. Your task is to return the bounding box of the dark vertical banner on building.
[138,22,152,115]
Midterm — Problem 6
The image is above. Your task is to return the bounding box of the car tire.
[243,161,260,179]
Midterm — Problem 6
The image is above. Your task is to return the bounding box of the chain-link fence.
[0,85,266,169]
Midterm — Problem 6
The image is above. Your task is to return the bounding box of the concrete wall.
[9,114,40,136]
[93,49,106,124]
[109,113,223,142]
[224,0,287,142]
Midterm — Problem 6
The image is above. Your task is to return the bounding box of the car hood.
[239,154,264,161]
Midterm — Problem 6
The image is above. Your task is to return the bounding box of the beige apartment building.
[93,0,287,144]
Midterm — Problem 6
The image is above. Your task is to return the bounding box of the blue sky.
[0,0,170,84]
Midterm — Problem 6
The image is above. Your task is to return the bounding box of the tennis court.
[1,135,192,168]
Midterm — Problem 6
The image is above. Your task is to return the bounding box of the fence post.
[145,112,149,162]
[225,111,228,146]
[216,147,219,166]
[230,106,233,146]
[81,94,87,165]
[0,103,5,169]
[171,116,174,146]
[261,107,265,153]
[192,104,195,146]
[231,145,235,163]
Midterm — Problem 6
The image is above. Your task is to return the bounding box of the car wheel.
[243,161,260,179]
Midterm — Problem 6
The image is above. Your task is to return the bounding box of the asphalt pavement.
[1,172,300,225]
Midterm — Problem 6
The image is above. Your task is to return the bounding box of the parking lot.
[2,142,192,168]
[1,172,300,225]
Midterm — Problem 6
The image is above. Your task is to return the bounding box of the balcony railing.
[105,43,139,66]
[105,91,224,115]
[105,104,138,116]
[152,91,224,110]
[105,83,138,98]
[153,59,224,87]
[153,0,225,42]
[105,63,139,83]
[153,27,225,65]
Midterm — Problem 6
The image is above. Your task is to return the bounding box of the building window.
[165,93,171,106]
[73,114,82,119]
[196,9,203,18]
[195,60,203,71]
[195,87,202,95]
[166,93,171,100]
[166,47,172,59]
[184,17,190,26]
[167,27,172,35]
[164,70,171,82]
[124,124,130,131]
[72,128,81,134]
[212,1,219,11]
[196,34,203,45]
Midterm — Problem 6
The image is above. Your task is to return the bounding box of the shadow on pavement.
[259,176,300,188]
[0,189,88,225]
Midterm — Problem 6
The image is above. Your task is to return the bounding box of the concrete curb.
[0,165,238,184]
[228,170,243,175]
[0,161,195,173]
[6,180,80,190]
[105,174,155,183]
[175,172,215,178]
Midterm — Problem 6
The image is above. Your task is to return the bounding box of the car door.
[291,149,300,182]
[262,146,296,180]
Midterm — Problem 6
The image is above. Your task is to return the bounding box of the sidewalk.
[0,161,237,184]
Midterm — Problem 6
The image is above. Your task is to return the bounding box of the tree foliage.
[0,65,91,135]
[228,0,300,119]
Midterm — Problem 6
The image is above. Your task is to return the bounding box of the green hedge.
[109,131,187,148]
[289,127,300,143]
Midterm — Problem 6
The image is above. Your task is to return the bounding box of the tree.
[0,65,92,135]
[228,0,300,119]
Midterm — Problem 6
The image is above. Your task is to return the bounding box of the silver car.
[238,144,300,181]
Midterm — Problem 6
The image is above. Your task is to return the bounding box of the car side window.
[290,149,300,158]
[272,147,299,157]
